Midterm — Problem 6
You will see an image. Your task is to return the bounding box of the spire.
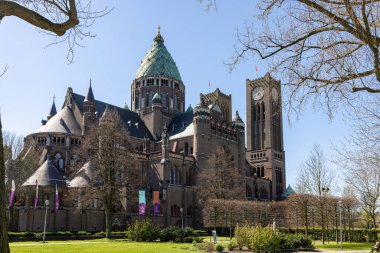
[84,79,95,102]
[234,110,243,122]
[154,25,164,44]
[48,96,57,120]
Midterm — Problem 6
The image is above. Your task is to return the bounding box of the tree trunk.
[105,206,112,239]
[0,119,10,253]
[304,203,309,236]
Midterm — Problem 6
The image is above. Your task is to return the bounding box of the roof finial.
[154,26,164,43]
[90,78,92,87]
[53,95,55,104]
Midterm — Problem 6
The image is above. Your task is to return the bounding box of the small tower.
[47,96,57,121]
[83,80,97,135]
[192,94,211,170]
[232,110,246,190]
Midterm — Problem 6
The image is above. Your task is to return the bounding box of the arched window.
[184,143,189,156]
[54,153,64,172]
[261,166,264,177]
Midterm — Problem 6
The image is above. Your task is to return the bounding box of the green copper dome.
[135,27,182,81]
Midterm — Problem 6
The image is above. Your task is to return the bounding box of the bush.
[228,238,238,251]
[159,226,196,242]
[235,224,252,249]
[249,226,281,250]
[235,224,281,250]
[183,236,194,243]
[215,244,224,252]
[126,219,159,242]
[278,233,314,250]
[193,242,215,251]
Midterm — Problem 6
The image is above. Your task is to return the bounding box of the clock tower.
[246,73,286,200]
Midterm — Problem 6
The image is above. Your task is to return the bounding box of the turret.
[83,80,97,135]
[47,96,57,121]
[232,110,246,185]
[192,94,211,168]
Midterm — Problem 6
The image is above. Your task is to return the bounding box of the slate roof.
[69,161,98,188]
[72,93,154,140]
[37,106,82,136]
[84,84,95,102]
[167,109,193,136]
[135,29,182,81]
[170,123,194,140]
[23,159,67,187]
[48,100,57,118]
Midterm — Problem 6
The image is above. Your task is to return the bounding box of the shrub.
[159,226,196,242]
[126,218,159,242]
[215,244,224,252]
[183,236,194,243]
[235,224,252,249]
[193,242,215,252]
[174,237,182,243]
[228,238,238,251]
[249,226,281,250]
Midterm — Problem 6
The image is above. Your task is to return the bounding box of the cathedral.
[7,28,286,231]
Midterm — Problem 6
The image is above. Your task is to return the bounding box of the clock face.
[271,87,279,102]
[252,86,264,101]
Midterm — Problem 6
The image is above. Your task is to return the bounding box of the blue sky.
[0,0,348,190]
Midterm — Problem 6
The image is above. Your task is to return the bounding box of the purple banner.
[7,180,15,209]
[7,190,14,209]
[55,184,59,210]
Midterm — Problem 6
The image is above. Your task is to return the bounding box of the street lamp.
[43,199,49,243]
[338,200,343,251]
[180,208,184,228]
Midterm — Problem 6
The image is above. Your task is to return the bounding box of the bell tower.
[246,73,285,200]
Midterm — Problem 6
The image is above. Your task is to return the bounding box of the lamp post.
[43,199,49,243]
[338,200,343,251]
[180,208,184,228]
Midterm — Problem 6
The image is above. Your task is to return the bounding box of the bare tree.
[195,146,244,203]
[0,1,110,62]
[334,99,380,232]
[2,130,24,160]
[80,108,139,238]
[226,0,380,115]
[296,144,335,243]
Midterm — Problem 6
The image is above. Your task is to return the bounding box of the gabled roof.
[167,109,193,136]
[23,159,67,187]
[37,106,82,136]
[135,28,182,81]
[72,93,154,140]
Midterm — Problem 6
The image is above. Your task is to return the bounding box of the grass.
[314,241,372,251]
[10,239,193,253]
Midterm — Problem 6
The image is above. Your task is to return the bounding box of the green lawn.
[10,239,193,253]
[314,241,372,251]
